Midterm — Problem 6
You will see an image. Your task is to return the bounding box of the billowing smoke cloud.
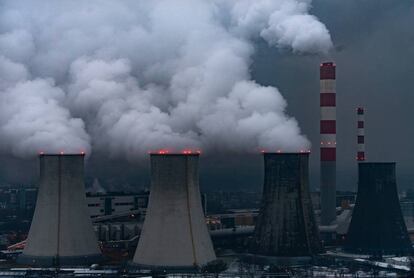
[0,0,332,159]
[0,56,90,157]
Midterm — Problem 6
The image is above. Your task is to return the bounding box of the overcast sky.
[0,0,413,193]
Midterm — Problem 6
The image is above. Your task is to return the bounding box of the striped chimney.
[320,62,337,225]
[357,107,365,161]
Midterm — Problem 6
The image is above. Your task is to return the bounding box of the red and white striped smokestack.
[357,107,365,161]
[320,62,337,225]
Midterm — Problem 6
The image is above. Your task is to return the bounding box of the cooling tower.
[18,154,102,266]
[251,153,322,257]
[345,163,412,256]
[320,62,337,225]
[132,153,216,270]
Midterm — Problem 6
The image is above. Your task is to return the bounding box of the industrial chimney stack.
[18,154,102,267]
[252,153,322,258]
[320,62,337,225]
[133,153,216,270]
[357,107,365,161]
[345,163,412,256]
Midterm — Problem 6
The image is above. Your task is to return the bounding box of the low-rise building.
[86,192,149,218]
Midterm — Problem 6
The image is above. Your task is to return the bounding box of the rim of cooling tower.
[150,153,200,156]
[261,152,311,155]
[128,262,205,273]
[38,153,86,156]
[17,254,104,267]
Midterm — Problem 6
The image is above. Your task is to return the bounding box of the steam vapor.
[0,0,332,159]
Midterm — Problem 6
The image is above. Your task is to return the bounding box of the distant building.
[206,209,259,230]
[94,222,141,242]
[204,191,261,214]
[86,192,149,218]
[0,187,37,218]
[311,191,356,212]
[401,201,414,218]
[0,187,149,220]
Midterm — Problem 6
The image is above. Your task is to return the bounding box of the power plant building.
[320,62,337,225]
[132,153,216,270]
[252,153,322,257]
[18,154,102,266]
[345,163,412,256]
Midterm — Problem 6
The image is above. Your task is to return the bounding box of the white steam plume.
[0,0,332,158]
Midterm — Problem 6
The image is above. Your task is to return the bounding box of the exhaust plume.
[0,0,332,158]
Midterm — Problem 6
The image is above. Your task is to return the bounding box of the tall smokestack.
[251,153,322,257]
[345,163,412,256]
[357,107,365,161]
[320,62,337,225]
[18,154,102,267]
[133,152,216,270]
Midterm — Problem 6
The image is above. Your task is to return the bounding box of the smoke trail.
[0,56,90,157]
[0,0,332,158]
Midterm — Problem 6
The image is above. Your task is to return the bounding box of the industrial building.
[86,192,148,218]
[17,154,102,267]
[132,153,216,270]
[320,62,337,225]
[345,162,413,256]
[251,153,322,257]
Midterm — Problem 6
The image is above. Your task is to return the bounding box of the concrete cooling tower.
[18,154,102,267]
[132,153,216,270]
[345,163,412,256]
[251,153,322,258]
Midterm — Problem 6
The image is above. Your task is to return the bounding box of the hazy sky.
[0,0,413,192]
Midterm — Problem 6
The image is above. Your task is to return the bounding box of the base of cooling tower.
[341,248,414,258]
[242,253,314,266]
[17,253,104,267]
[129,262,211,273]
